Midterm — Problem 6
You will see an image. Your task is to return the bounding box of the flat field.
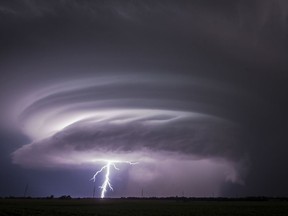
[1,198,288,216]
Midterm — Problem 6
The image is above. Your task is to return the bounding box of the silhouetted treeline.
[120,196,288,201]
[1,196,288,201]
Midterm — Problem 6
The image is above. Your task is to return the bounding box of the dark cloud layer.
[13,114,241,166]
[1,0,288,197]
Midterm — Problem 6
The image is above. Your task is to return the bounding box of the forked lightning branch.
[91,160,137,198]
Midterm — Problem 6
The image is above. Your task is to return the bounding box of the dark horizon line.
[2,196,288,201]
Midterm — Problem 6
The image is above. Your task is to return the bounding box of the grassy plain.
[1,198,288,216]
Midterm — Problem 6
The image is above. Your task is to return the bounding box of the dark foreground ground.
[1,198,288,216]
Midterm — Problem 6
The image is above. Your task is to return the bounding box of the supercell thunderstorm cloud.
[1,0,288,198]
[12,75,246,196]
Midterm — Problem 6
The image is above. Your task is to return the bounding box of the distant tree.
[59,195,72,199]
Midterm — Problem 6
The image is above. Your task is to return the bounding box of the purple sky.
[1,0,288,198]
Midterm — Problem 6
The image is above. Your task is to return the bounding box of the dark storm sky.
[1,0,288,198]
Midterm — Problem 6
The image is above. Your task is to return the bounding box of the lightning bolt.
[91,160,137,198]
